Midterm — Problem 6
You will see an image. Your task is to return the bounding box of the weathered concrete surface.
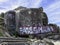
[52,41,60,45]
[0,37,60,45]
[44,38,60,45]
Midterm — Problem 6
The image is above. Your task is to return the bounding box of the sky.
[0,0,60,26]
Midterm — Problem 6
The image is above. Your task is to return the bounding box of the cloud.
[0,0,8,2]
[7,0,43,11]
[30,0,43,8]
[0,9,7,13]
[45,1,60,13]
[44,0,60,26]
[10,0,43,8]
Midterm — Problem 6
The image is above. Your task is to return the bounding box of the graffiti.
[19,26,54,34]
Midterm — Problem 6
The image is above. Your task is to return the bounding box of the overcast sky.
[0,0,60,26]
